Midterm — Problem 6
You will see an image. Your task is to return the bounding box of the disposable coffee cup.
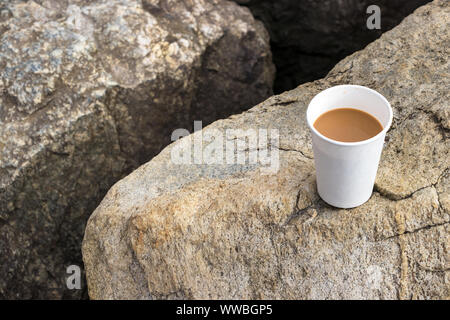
[306,85,393,208]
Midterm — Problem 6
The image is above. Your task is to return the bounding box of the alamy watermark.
[170,121,279,174]
[66,264,81,290]
[366,5,381,30]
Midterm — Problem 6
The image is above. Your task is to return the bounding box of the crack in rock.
[374,167,449,201]
[374,221,449,243]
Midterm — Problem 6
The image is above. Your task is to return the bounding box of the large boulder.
[83,0,449,299]
[235,0,431,93]
[0,0,274,299]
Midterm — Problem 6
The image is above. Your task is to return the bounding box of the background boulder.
[0,0,274,299]
[83,0,449,299]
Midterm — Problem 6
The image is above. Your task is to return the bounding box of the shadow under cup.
[306,85,393,208]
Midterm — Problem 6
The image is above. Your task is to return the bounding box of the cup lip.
[306,84,393,147]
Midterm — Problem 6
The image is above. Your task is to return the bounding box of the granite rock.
[0,0,274,299]
[83,0,449,299]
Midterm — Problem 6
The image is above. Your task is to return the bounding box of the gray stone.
[83,0,449,299]
[0,0,274,299]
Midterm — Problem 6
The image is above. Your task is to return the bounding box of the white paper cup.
[306,85,392,208]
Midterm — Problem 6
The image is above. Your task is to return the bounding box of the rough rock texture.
[0,0,274,299]
[83,0,450,299]
[235,0,431,93]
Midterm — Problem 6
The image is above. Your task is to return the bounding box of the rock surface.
[235,0,431,93]
[0,0,274,299]
[83,0,449,300]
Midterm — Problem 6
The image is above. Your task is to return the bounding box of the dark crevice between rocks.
[236,0,432,93]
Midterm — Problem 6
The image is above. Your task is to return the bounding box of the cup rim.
[306,84,393,146]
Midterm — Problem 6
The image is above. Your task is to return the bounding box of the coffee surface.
[313,108,383,142]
